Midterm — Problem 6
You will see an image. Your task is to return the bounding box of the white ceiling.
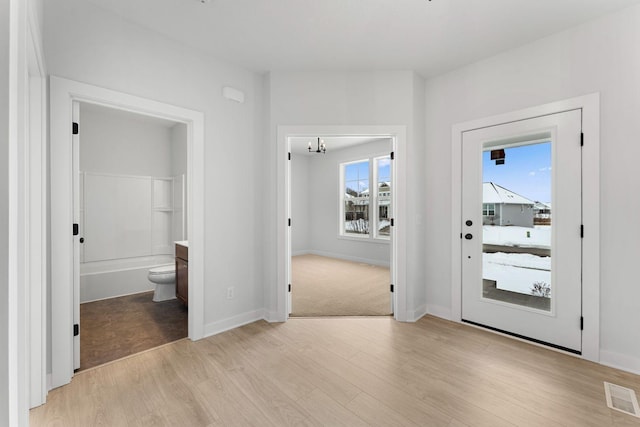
[85,0,640,77]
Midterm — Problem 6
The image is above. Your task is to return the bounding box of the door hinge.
[73,223,79,236]
[580,132,584,147]
[73,324,79,337]
[580,224,584,238]
[460,232,463,239]
[390,284,394,292]
[288,152,291,160]
[72,122,79,135]
[390,151,395,160]
[288,284,291,292]
[288,218,291,227]
[390,218,395,227]
[580,316,584,330]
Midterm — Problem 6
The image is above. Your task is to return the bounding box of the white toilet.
[148,264,177,302]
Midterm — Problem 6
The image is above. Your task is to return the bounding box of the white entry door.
[461,109,582,353]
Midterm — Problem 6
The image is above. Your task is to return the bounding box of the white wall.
[171,123,187,240]
[45,0,265,338]
[303,139,391,266]
[0,1,10,424]
[264,71,427,319]
[424,4,640,372]
[171,123,187,177]
[291,154,310,254]
[79,105,174,177]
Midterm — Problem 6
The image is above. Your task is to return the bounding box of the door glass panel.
[482,142,552,311]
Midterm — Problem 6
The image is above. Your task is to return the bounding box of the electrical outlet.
[226,287,234,299]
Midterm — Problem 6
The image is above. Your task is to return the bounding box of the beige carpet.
[291,254,391,316]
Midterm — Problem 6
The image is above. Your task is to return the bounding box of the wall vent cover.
[604,382,640,418]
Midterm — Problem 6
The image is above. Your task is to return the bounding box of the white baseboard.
[426,304,453,321]
[292,249,310,257]
[600,350,640,376]
[306,250,390,268]
[407,304,428,322]
[203,309,266,338]
[263,310,286,323]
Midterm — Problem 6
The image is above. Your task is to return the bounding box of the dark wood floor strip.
[79,291,187,371]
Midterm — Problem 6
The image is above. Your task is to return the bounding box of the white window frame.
[340,158,371,239]
[482,203,496,216]
[339,154,391,241]
[373,155,392,240]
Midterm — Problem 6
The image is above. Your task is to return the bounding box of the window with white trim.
[340,155,391,240]
[482,203,496,216]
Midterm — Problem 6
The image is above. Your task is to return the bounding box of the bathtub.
[80,255,174,303]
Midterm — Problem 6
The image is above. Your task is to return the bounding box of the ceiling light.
[308,137,326,154]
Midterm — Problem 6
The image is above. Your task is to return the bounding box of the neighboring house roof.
[360,182,390,196]
[534,201,551,210]
[483,182,535,205]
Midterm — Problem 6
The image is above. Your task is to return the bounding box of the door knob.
[465,220,473,226]
[79,237,85,243]
[464,233,473,240]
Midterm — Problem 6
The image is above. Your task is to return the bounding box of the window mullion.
[371,157,376,239]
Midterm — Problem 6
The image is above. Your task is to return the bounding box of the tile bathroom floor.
[79,291,188,371]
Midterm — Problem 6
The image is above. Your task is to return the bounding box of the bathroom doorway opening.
[74,102,188,371]
[288,136,393,317]
[50,76,205,389]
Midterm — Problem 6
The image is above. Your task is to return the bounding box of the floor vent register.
[604,382,640,418]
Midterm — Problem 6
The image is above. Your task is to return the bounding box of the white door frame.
[8,0,49,418]
[50,77,205,389]
[26,2,47,408]
[451,94,600,362]
[276,125,408,322]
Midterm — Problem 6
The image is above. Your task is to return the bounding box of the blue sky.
[344,158,391,192]
[483,142,551,203]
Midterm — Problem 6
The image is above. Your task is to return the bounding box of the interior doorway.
[50,76,205,389]
[74,102,188,370]
[276,125,408,322]
[288,136,393,317]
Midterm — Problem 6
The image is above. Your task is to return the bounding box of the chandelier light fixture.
[308,137,326,154]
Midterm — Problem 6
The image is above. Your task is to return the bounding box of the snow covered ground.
[482,225,551,296]
[483,225,550,249]
[483,252,550,296]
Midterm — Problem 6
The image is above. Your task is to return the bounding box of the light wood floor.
[31,316,640,426]
[291,254,391,316]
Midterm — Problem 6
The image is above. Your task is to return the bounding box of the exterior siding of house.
[500,204,534,227]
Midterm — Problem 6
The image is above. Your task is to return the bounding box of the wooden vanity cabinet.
[175,244,188,306]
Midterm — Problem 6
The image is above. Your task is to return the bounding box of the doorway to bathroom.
[75,102,188,370]
[50,76,206,388]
